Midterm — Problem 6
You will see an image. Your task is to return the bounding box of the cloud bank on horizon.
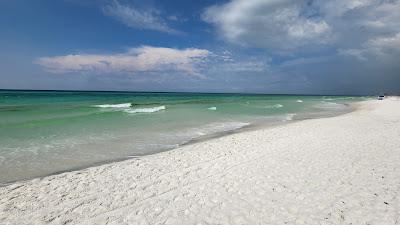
[1,0,399,94]
[35,46,209,77]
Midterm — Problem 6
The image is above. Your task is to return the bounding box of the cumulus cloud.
[366,33,400,55]
[316,0,376,18]
[203,0,400,55]
[205,50,270,74]
[35,46,210,76]
[338,49,367,61]
[219,61,268,72]
[103,0,180,34]
[340,33,400,62]
[203,0,332,51]
[199,0,400,94]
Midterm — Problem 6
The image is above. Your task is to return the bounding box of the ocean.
[0,90,369,184]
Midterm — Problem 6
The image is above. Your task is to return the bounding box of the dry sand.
[1,97,400,225]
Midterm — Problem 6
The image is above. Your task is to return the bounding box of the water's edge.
[0,101,359,187]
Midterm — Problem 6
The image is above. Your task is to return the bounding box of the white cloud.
[203,0,332,51]
[219,61,268,72]
[340,33,400,61]
[279,56,333,67]
[205,50,270,74]
[203,0,400,55]
[103,0,180,34]
[338,49,367,61]
[35,46,210,76]
[316,0,376,18]
[366,33,400,54]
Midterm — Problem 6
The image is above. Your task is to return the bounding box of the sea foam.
[208,107,217,111]
[285,113,296,121]
[94,103,131,108]
[124,106,166,114]
[178,122,251,142]
[317,101,346,110]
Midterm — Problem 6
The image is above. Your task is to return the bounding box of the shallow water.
[0,90,369,183]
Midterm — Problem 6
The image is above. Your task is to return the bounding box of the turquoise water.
[0,90,368,183]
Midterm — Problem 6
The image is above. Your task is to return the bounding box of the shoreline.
[2,97,399,224]
[0,101,357,187]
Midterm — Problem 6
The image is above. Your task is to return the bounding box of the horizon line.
[0,88,379,97]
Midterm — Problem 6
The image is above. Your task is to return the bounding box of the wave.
[264,104,283,109]
[124,106,166,114]
[285,113,296,121]
[208,107,217,111]
[129,99,225,106]
[316,101,347,110]
[94,103,131,108]
[180,122,250,141]
[296,99,303,103]
[94,103,166,114]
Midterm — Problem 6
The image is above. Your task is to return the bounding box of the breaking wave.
[94,103,166,114]
[124,106,166,114]
[94,103,131,108]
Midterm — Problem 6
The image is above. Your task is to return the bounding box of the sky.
[0,0,399,95]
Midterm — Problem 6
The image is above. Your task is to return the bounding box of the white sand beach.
[1,97,400,225]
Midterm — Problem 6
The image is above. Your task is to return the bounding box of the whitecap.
[296,99,303,103]
[208,107,217,111]
[124,106,166,114]
[94,103,131,108]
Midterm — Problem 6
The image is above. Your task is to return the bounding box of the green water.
[0,90,368,183]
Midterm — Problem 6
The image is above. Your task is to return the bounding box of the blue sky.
[0,0,399,94]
